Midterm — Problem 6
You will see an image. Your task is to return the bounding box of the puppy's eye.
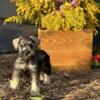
[29,44,34,49]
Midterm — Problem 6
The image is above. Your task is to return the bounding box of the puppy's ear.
[12,37,22,50]
[30,36,40,47]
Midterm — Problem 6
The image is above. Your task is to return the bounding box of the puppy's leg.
[31,72,40,94]
[10,69,21,89]
[29,64,40,94]
[44,57,52,84]
[44,73,51,84]
[40,72,44,81]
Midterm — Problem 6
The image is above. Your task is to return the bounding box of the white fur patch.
[31,75,40,93]
[12,37,21,50]
[15,58,26,70]
[40,73,44,81]
[10,77,19,89]
[44,74,51,84]
[29,64,37,71]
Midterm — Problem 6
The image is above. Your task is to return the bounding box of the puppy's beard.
[19,51,34,60]
[26,51,34,59]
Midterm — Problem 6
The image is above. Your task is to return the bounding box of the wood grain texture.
[38,29,93,70]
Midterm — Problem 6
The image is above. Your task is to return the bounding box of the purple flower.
[69,0,77,7]
[58,0,63,3]
[59,5,63,10]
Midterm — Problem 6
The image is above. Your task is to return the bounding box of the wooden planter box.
[38,29,93,71]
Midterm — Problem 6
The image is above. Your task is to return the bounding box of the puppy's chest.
[15,57,36,70]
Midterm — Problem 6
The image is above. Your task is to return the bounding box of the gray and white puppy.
[10,36,52,95]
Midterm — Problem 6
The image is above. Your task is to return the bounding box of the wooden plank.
[39,29,93,70]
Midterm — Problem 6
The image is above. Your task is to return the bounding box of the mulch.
[0,53,100,100]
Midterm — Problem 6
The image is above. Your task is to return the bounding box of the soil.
[0,53,100,100]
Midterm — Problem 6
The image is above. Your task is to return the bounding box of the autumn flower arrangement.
[5,0,100,31]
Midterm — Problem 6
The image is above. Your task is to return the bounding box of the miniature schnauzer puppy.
[10,36,52,95]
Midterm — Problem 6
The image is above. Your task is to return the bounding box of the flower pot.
[38,29,93,71]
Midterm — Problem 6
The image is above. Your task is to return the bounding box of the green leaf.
[31,96,43,100]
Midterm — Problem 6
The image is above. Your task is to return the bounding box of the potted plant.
[4,0,100,70]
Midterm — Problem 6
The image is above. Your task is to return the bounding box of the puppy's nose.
[23,50,30,56]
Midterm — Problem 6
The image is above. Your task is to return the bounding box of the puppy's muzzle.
[22,50,30,56]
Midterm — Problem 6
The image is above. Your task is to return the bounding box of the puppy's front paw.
[10,78,19,90]
[30,87,40,96]
[44,75,51,84]
[40,74,44,82]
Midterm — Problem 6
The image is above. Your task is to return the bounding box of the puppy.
[10,36,52,95]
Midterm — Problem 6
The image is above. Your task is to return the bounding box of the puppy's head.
[12,36,40,59]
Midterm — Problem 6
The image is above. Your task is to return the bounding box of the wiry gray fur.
[10,36,52,95]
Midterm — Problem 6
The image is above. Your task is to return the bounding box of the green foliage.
[31,96,43,100]
[62,3,86,31]
[4,16,23,24]
[5,0,100,31]
[41,11,65,31]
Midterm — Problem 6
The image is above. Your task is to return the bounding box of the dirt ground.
[0,53,100,100]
